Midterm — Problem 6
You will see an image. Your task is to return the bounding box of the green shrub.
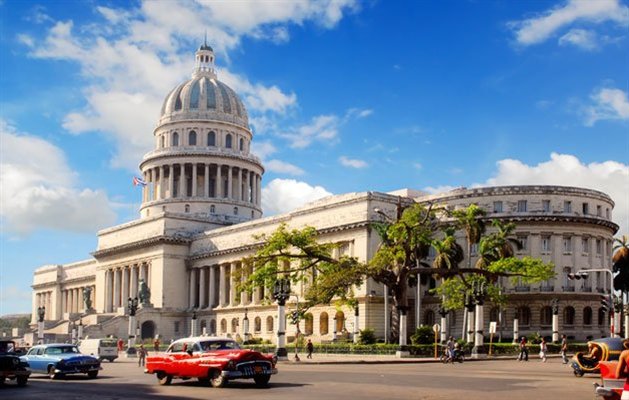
[358,328,377,345]
[411,326,435,345]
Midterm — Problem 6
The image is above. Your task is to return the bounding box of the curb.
[279,354,567,365]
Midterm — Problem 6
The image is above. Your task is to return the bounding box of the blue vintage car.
[20,344,101,379]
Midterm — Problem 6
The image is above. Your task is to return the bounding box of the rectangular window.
[517,236,528,252]
[606,208,610,219]
[517,200,527,212]
[582,203,589,215]
[493,201,503,213]
[596,239,602,255]
[174,321,180,333]
[542,236,551,252]
[581,237,589,254]
[563,237,572,253]
[564,201,572,213]
[597,205,602,217]
[542,200,551,212]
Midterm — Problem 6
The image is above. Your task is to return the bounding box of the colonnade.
[141,163,261,206]
[35,291,53,320]
[104,262,151,313]
[60,285,95,314]
[188,262,265,309]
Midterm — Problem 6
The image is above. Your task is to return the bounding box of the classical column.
[236,168,242,201]
[216,164,222,198]
[142,171,147,202]
[130,265,138,298]
[257,175,262,207]
[168,164,174,198]
[60,290,66,314]
[199,267,207,308]
[105,270,113,313]
[189,269,196,308]
[209,265,217,308]
[219,264,226,307]
[68,290,73,314]
[192,163,198,197]
[113,269,121,309]
[159,166,165,200]
[122,267,130,305]
[179,163,186,197]
[227,166,233,199]
[242,170,248,201]
[204,164,210,198]
[230,263,237,306]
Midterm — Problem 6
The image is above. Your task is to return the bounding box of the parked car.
[20,344,101,379]
[78,338,118,362]
[145,336,277,387]
[0,340,30,387]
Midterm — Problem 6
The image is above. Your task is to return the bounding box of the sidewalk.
[278,352,550,365]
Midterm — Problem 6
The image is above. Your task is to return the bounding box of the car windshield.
[198,340,240,351]
[100,340,117,348]
[0,342,15,353]
[45,346,80,355]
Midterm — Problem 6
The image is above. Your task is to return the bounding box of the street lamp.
[333,315,337,341]
[243,308,250,343]
[471,280,487,358]
[272,278,291,360]
[191,311,198,337]
[78,318,83,341]
[37,306,45,344]
[551,298,560,343]
[438,306,448,343]
[464,293,475,343]
[126,297,139,357]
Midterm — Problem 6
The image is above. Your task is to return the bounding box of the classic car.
[21,344,101,379]
[0,340,30,387]
[145,336,277,387]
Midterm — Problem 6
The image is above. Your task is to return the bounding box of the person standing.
[518,337,529,361]
[153,337,161,353]
[306,339,314,359]
[560,334,569,364]
[137,344,147,367]
[539,338,548,362]
[117,338,124,354]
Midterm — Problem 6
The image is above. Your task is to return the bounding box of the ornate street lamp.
[464,293,475,343]
[471,280,487,358]
[513,307,519,344]
[438,306,449,343]
[243,308,250,343]
[37,306,45,344]
[126,297,139,357]
[551,298,560,343]
[272,278,290,360]
[191,311,198,337]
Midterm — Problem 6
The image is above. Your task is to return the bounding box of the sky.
[1,0,628,316]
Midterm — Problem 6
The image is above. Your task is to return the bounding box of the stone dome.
[158,44,249,129]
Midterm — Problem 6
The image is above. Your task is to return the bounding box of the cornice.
[92,235,191,258]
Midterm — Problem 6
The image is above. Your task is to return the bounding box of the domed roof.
[158,45,249,129]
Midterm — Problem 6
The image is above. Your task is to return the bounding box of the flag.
[133,176,147,187]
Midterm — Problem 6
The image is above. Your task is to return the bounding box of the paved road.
[1,357,602,399]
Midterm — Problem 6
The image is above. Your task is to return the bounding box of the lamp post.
[438,306,448,344]
[471,280,487,358]
[333,316,338,341]
[191,311,198,337]
[551,298,560,343]
[272,278,290,360]
[78,318,83,341]
[464,294,475,343]
[126,297,139,357]
[384,285,390,344]
[512,307,519,344]
[243,308,250,343]
[572,269,615,337]
[70,320,77,344]
[353,305,360,344]
[37,306,45,344]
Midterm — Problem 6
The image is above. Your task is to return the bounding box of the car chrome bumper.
[54,366,101,374]
[221,368,278,379]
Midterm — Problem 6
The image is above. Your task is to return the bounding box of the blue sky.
[1,0,628,316]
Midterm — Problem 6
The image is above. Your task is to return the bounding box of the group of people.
[114,337,162,367]
[516,334,570,363]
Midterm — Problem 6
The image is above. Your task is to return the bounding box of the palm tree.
[451,204,486,270]
[613,235,629,265]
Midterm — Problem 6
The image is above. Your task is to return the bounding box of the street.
[1,357,601,400]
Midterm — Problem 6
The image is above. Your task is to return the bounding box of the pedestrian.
[153,337,161,353]
[560,334,569,364]
[117,338,124,353]
[539,338,547,362]
[137,344,147,367]
[306,339,314,359]
[518,336,528,361]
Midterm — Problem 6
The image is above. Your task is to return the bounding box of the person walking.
[137,344,147,367]
[518,337,529,361]
[306,339,314,359]
[539,338,548,362]
[561,334,569,364]
[117,338,124,354]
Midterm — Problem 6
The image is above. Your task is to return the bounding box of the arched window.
[220,319,227,333]
[207,131,216,146]
[424,310,435,326]
[584,306,593,325]
[540,306,552,326]
[564,306,575,325]
[189,130,197,146]
[254,317,261,332]
[489,307,499,323]
[334,311,345,333]
[233,207,238,215]
[598,308,606,325]
[518,306,531,326]
[226,134,232,148]
[210,319,216,335]
[185,204,190,213]
[231,318,238,333]
[210,205,215,214]
[266,316,274,332]
[200,320,207,334]
[172,132,179,146]
[239,138,244,151]
[319,312,329,335]
[304,313,314,335]
[160,135,165,148]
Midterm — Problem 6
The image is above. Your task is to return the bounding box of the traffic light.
[600,295,611,312]
[290,310,300,325]
[567,271,588,280]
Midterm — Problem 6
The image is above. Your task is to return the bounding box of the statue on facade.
[83,287,93,311]
[138,279,151,305]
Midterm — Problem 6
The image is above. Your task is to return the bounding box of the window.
[207,131,216,146]
[563,306,575,325]
[542,200,551,212]
[489,307,499,323]
[540,306,552,326]
[239,138,244,151]
[210,205,215,214]
[563,237,572,253]
[493,201,503,213]
[251,210,254,218]
[220,319,227,333]
[254,317,261,332]
[160,135,165,148]
[233,206,238,215]
[583,307,592,325]
[424,310,435,326]
[582,237,589,254]
[517,200,527,212]
[598,308,606,326]
[582,203,589,215]
[266,316,274,332]
[517,306,531,326]
[185,204,190,213]
[564,200,572,213]
[541,235,551,252]
[189,130,197,146]
[172,132,179,146]
[596,239,602,255]
[174,321,180,333]
[304,313,314,335]
[597,205,602,217]
[231,318,238,333]
[319,312,329,335]
[226,134,232,148]
[517,236,528,252]
[606,208,610,219]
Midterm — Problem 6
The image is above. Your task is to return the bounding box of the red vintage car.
[145,337,277,388]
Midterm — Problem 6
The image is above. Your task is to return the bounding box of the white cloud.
[510,0,628,46]
[265,160,305,176]
[345,108,373,119]
[262,178,332,215]
[585,87,629,126]
[280,114,340,148]
[558,28,598,50]
[480,153,629,236]
[0,120,117,236]
[339,156,368,169]
[251,141,277,160]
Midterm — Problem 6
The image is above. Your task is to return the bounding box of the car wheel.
[156,371,172,386]
[458,355,465,363]
[573,369,584,377]
[16,376,28,387]
[254,375,271,387]
[87,371,99,379]
[210,370,227,388]
[48,366,63,380]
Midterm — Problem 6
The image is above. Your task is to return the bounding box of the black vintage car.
[0,340,30,387]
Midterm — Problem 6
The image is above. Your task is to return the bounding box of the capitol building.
[30,45,619,344]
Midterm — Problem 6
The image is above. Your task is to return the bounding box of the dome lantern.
[193,36,216,79]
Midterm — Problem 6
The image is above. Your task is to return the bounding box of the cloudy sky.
[1,0,628,315]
